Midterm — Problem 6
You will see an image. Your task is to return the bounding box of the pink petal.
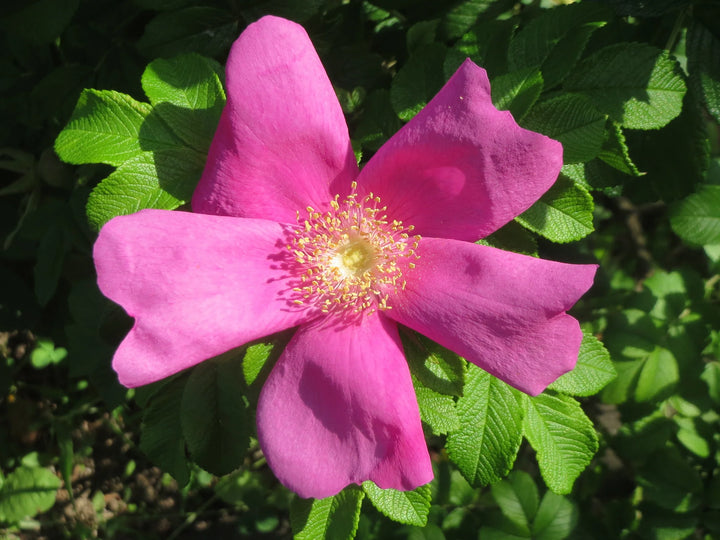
[94,209,310,388]
[257,313,432,499]
[192,16,358,222]
[357,59,563,242]
[387,238,597,395]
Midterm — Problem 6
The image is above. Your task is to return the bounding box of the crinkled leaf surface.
[522,392,598,494]
[564,42,686,129]
[491,68,544,121]
[362,481,431,526]
[291,488,365,540]
[550,333,616,396]
[447,367,523,487]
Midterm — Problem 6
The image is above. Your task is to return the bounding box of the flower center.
[286,182,420,316]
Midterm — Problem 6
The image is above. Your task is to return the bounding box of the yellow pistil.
[286,182,420,316]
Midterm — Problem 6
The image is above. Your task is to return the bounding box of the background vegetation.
[1,0,719,538]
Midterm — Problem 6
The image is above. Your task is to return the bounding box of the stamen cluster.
[287,182,420,315]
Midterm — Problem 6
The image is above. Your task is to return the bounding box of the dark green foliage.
[2,0,719,538]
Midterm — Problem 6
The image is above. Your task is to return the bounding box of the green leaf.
[564,42,686,129]
[491,68,544,121]
[533,491,578,540]
[30,338,68,369]
[687,19,720,124]
[444,18,516,80]
[0,0,78,46]
[355,89,403,152]
[33,224,69,306]
[139,376,190,487]
[634,347,679,403]
[439,0,515,40]
[141,54,225,153]
[550,333,616,396]
[412,379,460,435]
[522,392,598,494]
[638,448,703,512]
[86,148,205,230]
[509,3,610,88]
[137,7,238,59]
[362,481,431,526]
[522,93,607,164]
[181,354,252,476]
[670,185,720,246]
[291,488,365,540]
[597,122,642,176]
[447,367,523,487]
[242,342,275,388]
[515,175,594,243]
[391,44,447,122]
[701,362,720,404]
[0,466,61,523]
[403,332,465,397]
[490,471,539,534]
[55,89,178,166]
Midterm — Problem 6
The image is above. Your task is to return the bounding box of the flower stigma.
[287,182,420,316]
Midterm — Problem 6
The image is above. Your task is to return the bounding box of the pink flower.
[94,16,597,499]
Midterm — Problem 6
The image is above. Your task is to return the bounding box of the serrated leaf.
[141,54,225,152]
[362,481,431,526]
[291,488,365,540]
[598,122,642,176]
[0,466,61,523]
[444,18,516,80]
[670,185,720,246]
[490,471,539,534]
[516,175,594,242]
[137,7,238,59]
[564,42,686,129]
[413,378,460,435]
[522,392,598,494]
[550,333,616,396]
[447,367,523,487]
[533,491,578,540]
[509,3,610,88]
[391,43,447,122]
[181,355,251,476]
[55,89,178,166]
[242,342,275,388]
[439,0,515,40]
[687,19,720,124]
[522,93,607,164]
[403,332,465,397]
[86,148,205,230]
[139,377,190,486]
[491,68,543,121]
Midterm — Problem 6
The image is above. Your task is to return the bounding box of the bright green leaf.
[55,89,178,166]
[291,488,365,540]
[670,185,720,246]
[550,333,616,396]
[0,466,60,523]
[564,42,686,129]
[242,342,275,388]
[86,148,205,230]
[447,367,523,487]
[701,362,720,404]
[181,355,251,476]
[516,175,594,243]
[533,491,578,540]
[598,122,642,176]
[491,68,544,121]
[30,338,68,369]
[634,347,679,402]
[362,481,431,526]
[412,379,460,435]
[522,392,598,494]
[391,44,447,122]
[141,54,225,152]
[522,93,607,164]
